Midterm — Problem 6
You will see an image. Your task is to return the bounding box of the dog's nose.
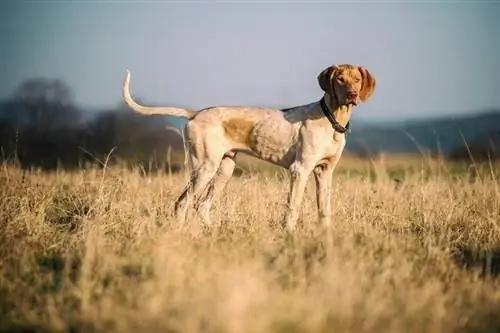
[347,91,358,100]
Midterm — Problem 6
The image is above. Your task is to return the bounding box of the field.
[1,154,500,333]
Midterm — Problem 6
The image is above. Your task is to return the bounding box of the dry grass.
[1,157,500,333]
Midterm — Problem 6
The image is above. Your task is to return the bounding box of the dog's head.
[317,64,376,106]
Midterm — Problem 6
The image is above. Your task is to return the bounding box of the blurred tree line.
[0,78,185,172]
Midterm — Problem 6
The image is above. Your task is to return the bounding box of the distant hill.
[448,129,500,161]
[346,109,500,160]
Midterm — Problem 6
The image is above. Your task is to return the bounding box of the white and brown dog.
[122,64,376,232]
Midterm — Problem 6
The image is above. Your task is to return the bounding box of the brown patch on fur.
[358,67,376,102]
[222,118,255,147]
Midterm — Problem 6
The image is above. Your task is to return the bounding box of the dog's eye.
[337,77,344,84]
[355,77,361,83]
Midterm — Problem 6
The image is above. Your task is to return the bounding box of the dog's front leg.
[313,163,334,228]
[283,161,314,232]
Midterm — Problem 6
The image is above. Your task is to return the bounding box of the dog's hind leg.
[195,154,236,227]
[174,160,221,225]
[174,142,226,226]
[174,167,196,225]
[173,141,199,224]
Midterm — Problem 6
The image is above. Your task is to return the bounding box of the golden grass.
[1,157,500,333]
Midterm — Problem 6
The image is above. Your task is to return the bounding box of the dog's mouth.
[347,100,358,107]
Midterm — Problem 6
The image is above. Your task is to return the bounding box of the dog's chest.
[324,136,345,157]
[301,117,344,152]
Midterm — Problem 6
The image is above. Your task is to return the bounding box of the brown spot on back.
[222,118,255,147]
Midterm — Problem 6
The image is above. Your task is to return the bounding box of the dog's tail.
[122,70,196,119]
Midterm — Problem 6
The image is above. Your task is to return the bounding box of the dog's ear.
[358,66,376,102]
[317,64,339,93]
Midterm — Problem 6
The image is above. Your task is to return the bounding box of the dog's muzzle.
[347,92,358,106]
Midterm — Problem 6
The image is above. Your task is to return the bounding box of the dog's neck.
[323,93,352,130]
[280,95,353,136]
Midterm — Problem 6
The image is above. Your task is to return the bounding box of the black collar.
[320,97,350,134]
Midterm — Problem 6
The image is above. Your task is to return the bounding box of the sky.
[1,0,499,122]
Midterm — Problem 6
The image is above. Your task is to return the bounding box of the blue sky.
[1,1,498,121]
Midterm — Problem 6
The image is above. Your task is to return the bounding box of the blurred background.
[1,0,499,171]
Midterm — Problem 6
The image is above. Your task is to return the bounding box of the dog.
[122,64,376,232]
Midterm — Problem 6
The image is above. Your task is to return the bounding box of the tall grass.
[1,157,499,333]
